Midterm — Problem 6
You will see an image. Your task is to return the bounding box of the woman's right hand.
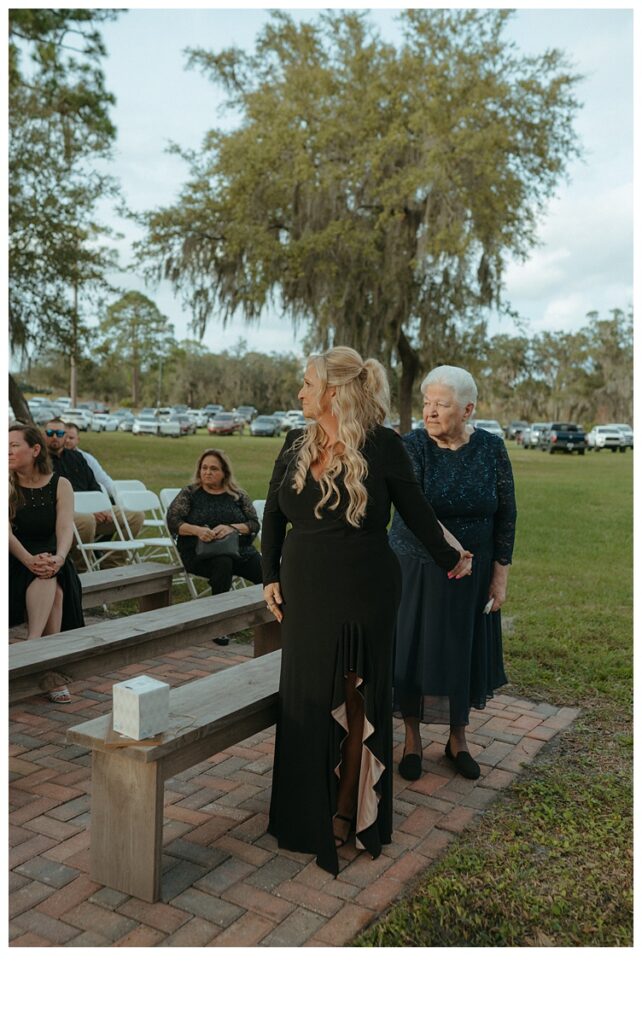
[263,582,284,623]
[25,552,53,577]
[198,526,216,542]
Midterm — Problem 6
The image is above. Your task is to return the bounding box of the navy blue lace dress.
[261,426,460,876]
[389,427,517,726]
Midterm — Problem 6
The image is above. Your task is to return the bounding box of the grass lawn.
[83,429,633,946]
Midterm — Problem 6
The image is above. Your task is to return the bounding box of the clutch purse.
[195,531,240,561]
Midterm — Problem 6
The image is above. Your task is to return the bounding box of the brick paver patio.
[9,629,579,946]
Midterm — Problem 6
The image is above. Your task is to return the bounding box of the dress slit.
[330,623,386,855]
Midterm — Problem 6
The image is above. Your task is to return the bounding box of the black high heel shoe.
[445,739,480,780]
[398,749,422,781]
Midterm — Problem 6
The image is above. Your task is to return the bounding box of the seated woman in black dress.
[389,365,517,781]
[166,449,262,642]
[261,347,472,876]
[9,422,84,702]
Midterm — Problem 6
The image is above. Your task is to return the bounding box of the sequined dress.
[9,474,84,630]
[261,426,460,876]
[389,427,517,725]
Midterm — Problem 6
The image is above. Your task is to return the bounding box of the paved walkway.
[9,633,579,946]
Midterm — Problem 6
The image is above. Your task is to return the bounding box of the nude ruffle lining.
[330,623,385,850]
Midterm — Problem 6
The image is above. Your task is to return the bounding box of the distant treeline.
[22,308,632,425]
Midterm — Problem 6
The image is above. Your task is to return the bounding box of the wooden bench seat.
[80,562,178,611]
[10,584,280,704]
[67,650,281,902]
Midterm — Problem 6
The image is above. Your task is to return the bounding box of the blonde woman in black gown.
[261,347,473,876]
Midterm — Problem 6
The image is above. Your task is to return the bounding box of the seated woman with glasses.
[166,449,262,643]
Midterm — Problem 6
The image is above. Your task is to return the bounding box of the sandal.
[332,813,354,849]
[47,687,72,704]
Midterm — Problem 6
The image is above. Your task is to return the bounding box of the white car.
[472,419,505,439]
[521,422,550,449]
[586,425,625,452]
[132,415,160,436]
[90,413,110,431]
[62,408,92,430]
[605,423,633,450]
[158,417,182,437]
[285,409,304,424]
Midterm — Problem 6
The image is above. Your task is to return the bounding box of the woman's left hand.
[487,563,509,611]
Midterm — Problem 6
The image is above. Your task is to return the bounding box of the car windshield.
[214,414,234,420]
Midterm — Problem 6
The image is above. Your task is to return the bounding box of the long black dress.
[389,427,517,725]
[261,426,460,876]
[9,474,84,631]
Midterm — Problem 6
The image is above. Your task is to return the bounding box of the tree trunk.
[396,328,420,434]
[9,373,32,423]
[70,352,78,407]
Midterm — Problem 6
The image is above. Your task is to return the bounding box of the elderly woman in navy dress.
[389,365,517,781]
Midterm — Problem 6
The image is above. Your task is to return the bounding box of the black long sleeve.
[261,430,301,584]
[382,430,460,572]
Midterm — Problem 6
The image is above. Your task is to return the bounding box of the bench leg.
[90,751,164,902]
[253,619,281,657]
[139,583,171,612]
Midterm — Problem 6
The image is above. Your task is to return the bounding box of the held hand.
[448,551,473,580]
[94,511,113,524]
[198,526,216,542]
[25,553,53,577]
[263,582,284,623]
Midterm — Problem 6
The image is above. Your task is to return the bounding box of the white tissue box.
[112,675,170,740]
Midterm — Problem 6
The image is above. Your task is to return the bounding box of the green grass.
[83,430,633,945]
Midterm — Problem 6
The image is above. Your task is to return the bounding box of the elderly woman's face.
[422,384,471,440]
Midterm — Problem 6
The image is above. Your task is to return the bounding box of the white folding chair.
[230,498,266,591]
[73,491,147,571]
[119,489,200,599]
[160,487,181,512]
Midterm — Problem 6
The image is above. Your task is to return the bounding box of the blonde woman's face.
[200,456,224,489]
[298,363,334,421]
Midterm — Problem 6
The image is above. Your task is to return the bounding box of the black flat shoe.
[445,739,480,780]
[398,750,422,781]
[213,635,230,646]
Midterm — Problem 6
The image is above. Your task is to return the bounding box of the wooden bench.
[80,562,178,612]
[9,585,281,704]
[67,650,281,902]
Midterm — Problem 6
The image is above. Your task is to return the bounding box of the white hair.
[421,365,477,410]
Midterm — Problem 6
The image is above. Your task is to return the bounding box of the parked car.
[103,411,129,431]
[235,405,258,423]
[132,415,160,436]
[271,411,290,429]
[540,422,586,454]
[250,415,282,437]
[586,425,625,453]
[505,420,529,441]
[157,417,182,437]
[90,413,110,432]
[203,403,224,416]
[604,423,633,450]
[55,397,72,409]
[288,414,308,429]
[175,415,196,435]
[28,402,63,425]
[207,412,244,436]
[520,422,550,449]
[117,412,135,432]
[60,408,91,430]
[472,419,505,439]
[186,409,209,428]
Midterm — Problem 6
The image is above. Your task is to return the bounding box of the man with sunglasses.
[44,419,144,568]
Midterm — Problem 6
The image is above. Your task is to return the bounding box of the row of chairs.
[72,479,266,600]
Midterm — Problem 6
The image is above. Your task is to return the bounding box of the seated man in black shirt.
[44,419,144,568]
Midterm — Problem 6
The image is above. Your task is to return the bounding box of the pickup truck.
[539,422,586,454]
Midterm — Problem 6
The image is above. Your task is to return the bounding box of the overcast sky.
[95,3,633,354]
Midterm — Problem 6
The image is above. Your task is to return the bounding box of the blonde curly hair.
[290,346,390,527]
